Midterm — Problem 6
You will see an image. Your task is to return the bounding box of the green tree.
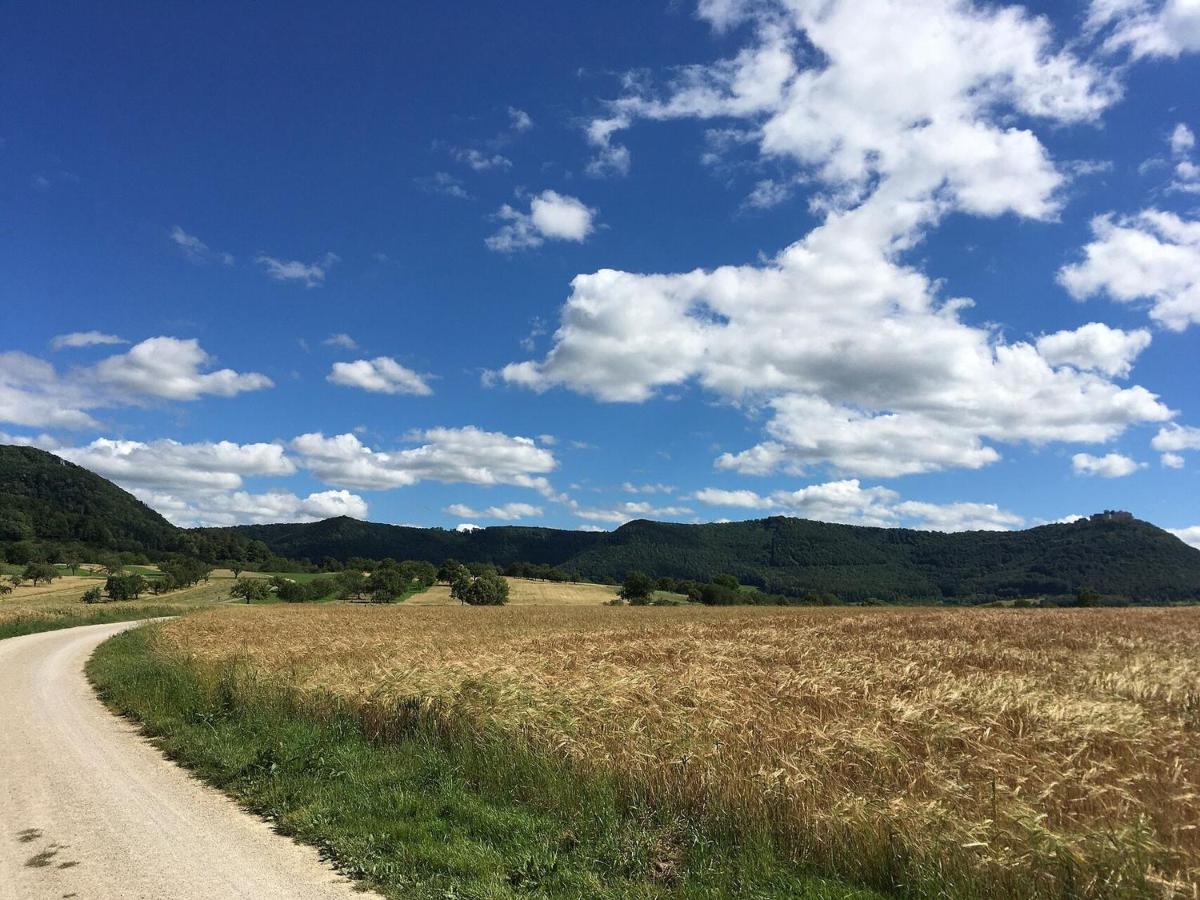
[230,578,272,603]
[453,572,509,606]
[104,573,148,600]
[23,563,58,586]
[336,570,367,601]
[368,566,407,603]
[81,585,104,604]
[437,559,465,584]
[619,570,654,604]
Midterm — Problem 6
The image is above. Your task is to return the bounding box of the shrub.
[81,586,104,604]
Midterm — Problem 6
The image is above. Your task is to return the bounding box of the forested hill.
[230,512,1200,602]
[0,445,267,563]
[0,445,178,552]
[3,443,1199,601]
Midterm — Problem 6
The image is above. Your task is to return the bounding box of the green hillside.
[3,444,1199,601]
[231,512,1200,602]
[0,445,267,564]
[0,445,179,553]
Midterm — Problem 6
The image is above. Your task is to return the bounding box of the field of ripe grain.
[155,605,1200,898]
[406,576,619,606]
[0,572,233,632]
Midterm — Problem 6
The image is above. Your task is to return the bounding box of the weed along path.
[0,622,379,900]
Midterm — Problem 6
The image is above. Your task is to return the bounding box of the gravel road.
[0,621,379,899]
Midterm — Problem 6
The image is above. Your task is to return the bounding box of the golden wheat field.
[406,575,620,606]
[156,604,1200,897]
[0,574,232,629]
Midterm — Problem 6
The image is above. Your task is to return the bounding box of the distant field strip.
[154,605,1200,897]
[407,577,619,606]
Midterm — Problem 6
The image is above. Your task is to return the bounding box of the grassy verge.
[0,605,192,641]
[88,625,885,900]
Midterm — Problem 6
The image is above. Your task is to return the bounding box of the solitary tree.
[452,572,510,606]
[23,563,58,586]
[619,570,654,604]
[230,578,272,604]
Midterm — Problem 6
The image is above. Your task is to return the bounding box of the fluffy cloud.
[486,191,597,252]
[1034,322,1152,377]
[445,502,543,521]
[256,252,339,287]
[43,436,358,528]
[1071,451,1144,477]
[1170,525,1200,549]
[694,479,1022,531]
[1059,210,1200,330]
[53,438,295,492]
[137,488,367,528]
[503,1,1167,479]
[1152,423,1200,452]
[292,428,558,495]
[1087,0,1200,59]
[91,337,273,401]
[50,331,127,351]
[170,226,234,265]
[0,338,271,429]
[328,357,433,396]
[570,500,695,524]
[1152,423,1200,466]
[1171,122,1196,156]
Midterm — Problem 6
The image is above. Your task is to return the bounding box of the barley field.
[407,575,619,606]
[155,604,1200,898]
[0,571,233,632]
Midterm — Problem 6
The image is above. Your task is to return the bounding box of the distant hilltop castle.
[1090,510,1134,522]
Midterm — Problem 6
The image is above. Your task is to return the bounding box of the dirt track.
[0,622,379,899]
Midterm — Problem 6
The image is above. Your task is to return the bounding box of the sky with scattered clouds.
[3,1,1199,544]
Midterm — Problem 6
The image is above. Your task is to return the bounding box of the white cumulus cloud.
[1059,210,1200,331]
[486,191,596,252]
[445,502,543,521]
[0,338,272,429]
[328,357,433,396]
[292,427,559,495]
[1071,451,1144,477]
[502,0,1167,479]
[1035,322,1152,377]
[694,479,1022,531]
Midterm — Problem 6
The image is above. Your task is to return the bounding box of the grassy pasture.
[408,576,620,606]
[0,568,234,639]
[145,603,1200,898]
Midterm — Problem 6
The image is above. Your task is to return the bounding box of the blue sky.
[3,0,1199,543]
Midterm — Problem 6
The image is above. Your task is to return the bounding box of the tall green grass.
[0,606,187,641]
[88,625,885,900]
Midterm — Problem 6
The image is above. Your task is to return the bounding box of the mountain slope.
[231,512,1200,601]
[0,445,179,553]
[3,444,1198,600]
